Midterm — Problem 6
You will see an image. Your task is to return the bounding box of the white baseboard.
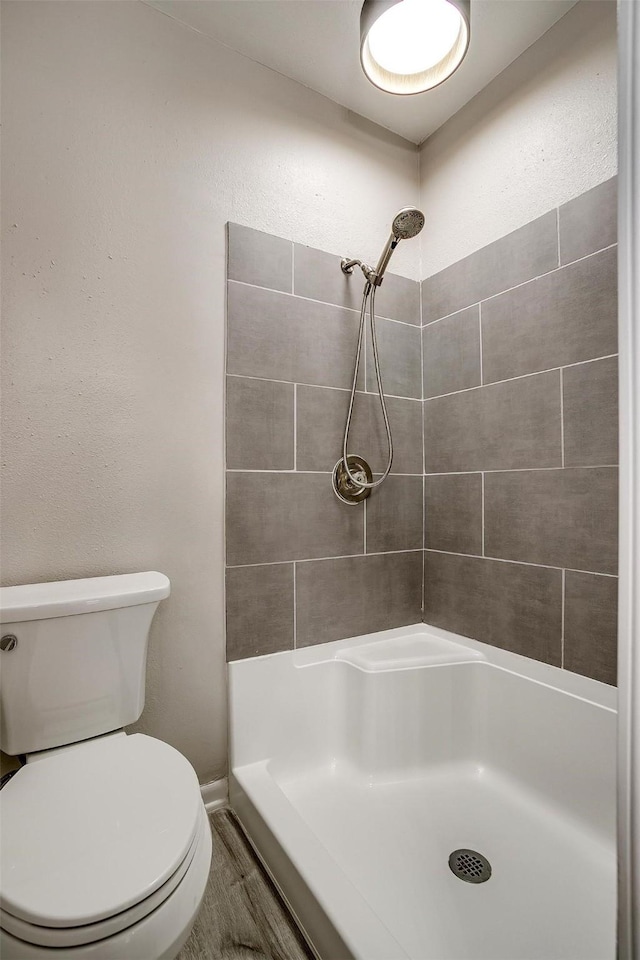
[200,776,228,812]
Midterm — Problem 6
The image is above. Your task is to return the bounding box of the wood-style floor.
[178,808,315,960]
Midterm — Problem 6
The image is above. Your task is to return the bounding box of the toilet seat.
[0,807,213,960]
[0,806,206,948]
[0,733,203,945]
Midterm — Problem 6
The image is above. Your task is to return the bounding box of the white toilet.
[0,572,212,960]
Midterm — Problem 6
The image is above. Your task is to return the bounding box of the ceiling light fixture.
[360,0,471,95]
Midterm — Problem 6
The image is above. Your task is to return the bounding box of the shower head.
[373,207,425,285]
[392,207,425,241]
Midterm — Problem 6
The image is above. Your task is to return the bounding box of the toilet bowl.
[0,573,213,960]
[0,732,212,960]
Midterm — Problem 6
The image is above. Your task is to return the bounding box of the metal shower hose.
[341,280,393,489]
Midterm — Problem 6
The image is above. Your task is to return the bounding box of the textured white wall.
[1,0,419,782]
[419,0,617,277]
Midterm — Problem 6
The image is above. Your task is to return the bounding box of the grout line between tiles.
[367,388,421,400]
[227,469,424,476]
[561,568,565,668]
[559,368,565,468]
[293,383,297,471]
[565,567,619,578]
[421,241,617,325]
[227,551,618,578]
[228,278,421,328]
[227,359,616,404]
[423,465,618,476]
[555,207,561,268]
[291,242,295,296]
[293,562,297,649]
[421,386,426,479]
[363,498,367,555]
[226,549,424,570]
[223,254,229,660]
[423,354,619,402]
[419,292,426,475]
[422,301,483,328]
[420,279,426,621]
[419,296,425,402]
[423,548,618,577]
[367,311,420,329]
[226,372,422,403]
[421,473,426,618]
[481,472,485,556]
[478,303,483,385]
[227,278,291,297]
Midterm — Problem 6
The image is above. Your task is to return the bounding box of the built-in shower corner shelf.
[293,625,486,672]
[333,633,485,672]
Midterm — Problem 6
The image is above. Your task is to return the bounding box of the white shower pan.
[229,624,617,960]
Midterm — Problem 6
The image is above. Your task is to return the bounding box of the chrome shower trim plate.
[332,456,373,504]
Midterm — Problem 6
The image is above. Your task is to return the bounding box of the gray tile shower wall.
[422,176,618,686]
[226,180,617,680]
[226,225,423,661]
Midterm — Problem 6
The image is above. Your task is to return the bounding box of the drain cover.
[448,849,492,883]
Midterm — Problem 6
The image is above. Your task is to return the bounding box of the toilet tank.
[0,572,170,755]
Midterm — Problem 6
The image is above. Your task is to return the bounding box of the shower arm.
[341,257,380,286]
[341,234,399,287]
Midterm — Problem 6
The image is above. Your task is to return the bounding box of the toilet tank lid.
[0,572,170,623]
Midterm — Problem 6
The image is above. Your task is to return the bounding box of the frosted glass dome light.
[361,0,471,95]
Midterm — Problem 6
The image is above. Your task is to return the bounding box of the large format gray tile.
[423,371,561,473]
[564,571,618,686]
[226,472,363,565]
[423,551,562,665]
[294,244,420,324]
[293,245,361,311]
[296,385,422,475]
[227,282,361,389]
[424,474,482,555]
[376,273,421,325]
[423,306,481,398]
[228,223,292,293]
[559,177,617,266]
[226,564,294,661]
[421,211,558,323]
[226,376,294,470]
[296,551,422,646]
[366,476,423,553]
[484,467,618,574]
[563,357,618,467]
[481,246,618,383]
[365,317,422,399]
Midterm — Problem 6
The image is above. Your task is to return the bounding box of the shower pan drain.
[448,849,492,884]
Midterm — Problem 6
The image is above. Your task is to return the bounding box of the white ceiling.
[145,0,578,145]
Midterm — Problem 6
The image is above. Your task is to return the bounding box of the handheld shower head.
[392,207,425,241]
[374,207,424,284]
[334,206,425,504]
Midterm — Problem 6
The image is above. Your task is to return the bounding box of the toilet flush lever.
[0,634,17,652]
